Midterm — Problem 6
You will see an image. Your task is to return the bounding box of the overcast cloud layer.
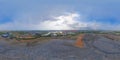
[0,0,120,30]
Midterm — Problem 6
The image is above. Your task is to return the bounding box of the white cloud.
[0,12,120,30]
[0,0,120,31]
[38,13,89,30]
[0,12,87,30]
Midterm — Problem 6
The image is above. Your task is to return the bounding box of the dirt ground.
[0,34,120,60]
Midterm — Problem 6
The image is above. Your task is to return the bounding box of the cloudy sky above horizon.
[0,0,120,30]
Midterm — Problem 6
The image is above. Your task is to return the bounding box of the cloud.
[0,12,86,30]
[0,0,120,30]
[0,12,120,30]
[39,13,82,30]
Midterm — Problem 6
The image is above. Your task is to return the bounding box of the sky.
[0,0,120,30]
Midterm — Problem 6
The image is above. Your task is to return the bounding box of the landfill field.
[0,33,120,60]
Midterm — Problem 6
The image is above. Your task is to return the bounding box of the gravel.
[0,34,119,60]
